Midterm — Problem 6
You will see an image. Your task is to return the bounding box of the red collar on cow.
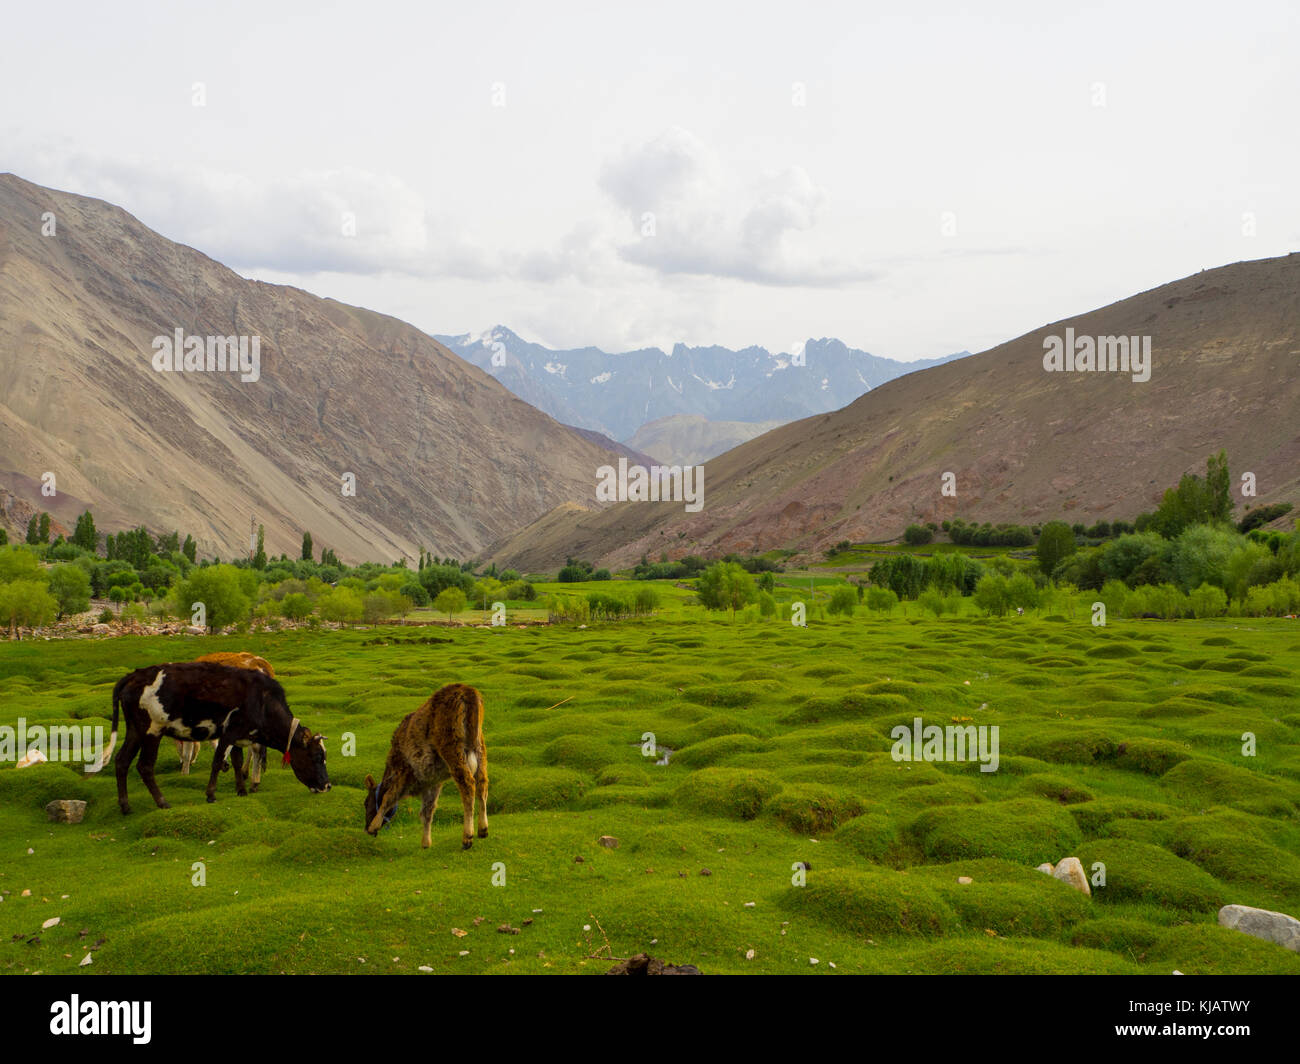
[282,717,301,766]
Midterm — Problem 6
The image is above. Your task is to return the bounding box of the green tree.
[253,524,267,570]
[828,586,857,616]
[0,545,43,582]
[37,512,50,544]
[182,534,197,563]
[301,531,314,561]
[1205,450,1232,523]
[280,592,314,621]
[47,564,92,619]
[696,561,758,618]
[973,574,1010,617]
[434,587,467,620]
[1036,521,1076,577]
[25,514,40,544]
[903,524,933,546]
[0,579,58,636]
[866,587,898,614]
[173,564,252,633]
[72,510,98,552]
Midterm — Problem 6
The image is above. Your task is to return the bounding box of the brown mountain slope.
[0,173,620,562]
[490,254,1300,571]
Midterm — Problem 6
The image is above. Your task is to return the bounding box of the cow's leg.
[136,735,169,810]
[475,746,489,839]
[229,746,248,797]
[177,739,192,774]
[115,729,143,815]
[451,767,476,850]
[205,740,231,803]
[214,739,230,772]
[419,783,445,849]
[247,745,264,792]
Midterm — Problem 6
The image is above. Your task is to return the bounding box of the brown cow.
[177,652,275,789]
[364,683,489,849]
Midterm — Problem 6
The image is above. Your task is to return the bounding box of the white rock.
[79,953,93,967]
[745,949,756,960]
[1172,970,1183,975]
[418,965,433,972]
[809,957,819,965]
[42,917,60,929]
[743,901,756,908]
[1217,904,1300,952]
[1052,856,1091,896]
[957,876,973,885]
[16,750,47,769]
[1036,863,1055,875]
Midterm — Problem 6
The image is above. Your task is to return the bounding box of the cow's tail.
[454,685,483,756]
[89,676,125,773]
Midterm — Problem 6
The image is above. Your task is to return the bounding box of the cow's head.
[364,773,398,835]
[286,726,330,793]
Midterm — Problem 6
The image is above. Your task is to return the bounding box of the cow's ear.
[365,774,375,789]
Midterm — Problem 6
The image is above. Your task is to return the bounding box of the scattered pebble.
[26,849,33,855]
[532,909,542,913]
[828,961,837,969]
[20,890,30,897]
[418,965,433,972]
[699,868,712,876]
[583,924,591,932]
[743,901,755,908]
[598,836,619,849]
[79,953,93,967]
[810,957,819,966]
[472,916,485,926]
[745,949,756,961]
[574,855,585,863]
[42,917,60,930]
[458,950,469,957]
[451,928,468,938]
[957,876,973,885]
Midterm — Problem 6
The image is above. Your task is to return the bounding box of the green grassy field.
[2,610,1299,975]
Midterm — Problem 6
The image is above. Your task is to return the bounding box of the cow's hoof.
[156,800,171,810]
[119,805,131,816]
[250,783,260,793]
[236,790,248,798]
[205,795,216,804]
[477,828,489,838]
[462,839,473,850]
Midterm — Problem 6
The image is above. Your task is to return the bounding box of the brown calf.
[178,652,275,787]
[364,683,489,849]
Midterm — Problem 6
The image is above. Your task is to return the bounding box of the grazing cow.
[364,683,489,850]
[177,652,275,788]
[92,662,330,814]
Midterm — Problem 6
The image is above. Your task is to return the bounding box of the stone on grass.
[1036,863,1054,875]
[598,835,619,849]
[1052,856,1091,896]
[1217,905,1300,952]
[46,800,87,824]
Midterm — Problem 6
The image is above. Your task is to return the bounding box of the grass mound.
[1076,838,1226,911]
[673,768,784,821]
[911,798,1082,865]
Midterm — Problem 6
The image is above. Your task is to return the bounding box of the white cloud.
[598,126,875,286]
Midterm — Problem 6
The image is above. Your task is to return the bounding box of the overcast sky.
[4,0,1297,360]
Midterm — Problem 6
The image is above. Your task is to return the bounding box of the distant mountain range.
[434,326,971,448]
[487,253,1300,571]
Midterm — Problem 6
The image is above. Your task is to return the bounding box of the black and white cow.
[93,662,330,814]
